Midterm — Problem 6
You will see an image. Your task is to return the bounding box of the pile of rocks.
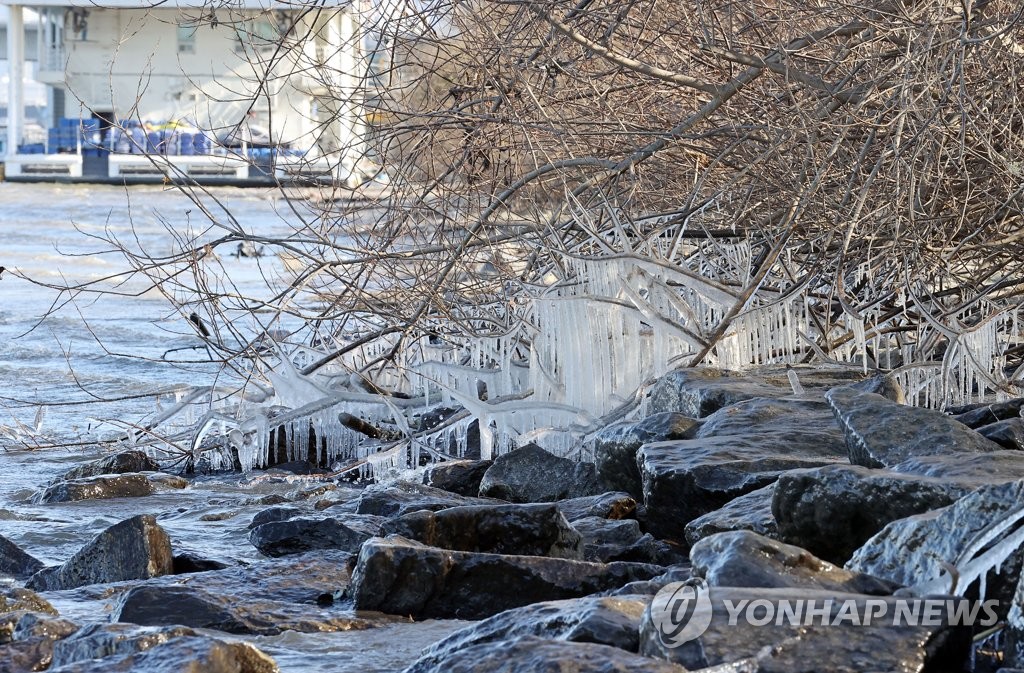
[5,364,1024,673]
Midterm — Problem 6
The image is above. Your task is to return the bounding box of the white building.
[2,0,367,183]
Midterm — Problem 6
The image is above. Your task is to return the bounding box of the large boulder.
[638,434,843,540]
[116,586,283,635]
[405,635,685,673]
[355,482,499,517]
[773,464,975,564]
[2,611,78,673]
[58,451,160,482]
[49,623,197,668]
[422,460,492,497]
[35,474,156,504]
[638,586,969,671]
[847,479,1024,610]
[826,387,1002,468]
[407,593,652,670]
[247,506,302,529]
[0,534,45,580]
[26,515,173,591]
[555,492,636,522]
[248,515,383,557]
[692,397,844,443]
[349,536,663,620]
[380,504,582,559]
[478,444,602,503]
[979,418,1024,451]
[647,367,789,417]
[593,413,698,498]
[684,483,777,546]
[891,450,1024,481]
[690,531,898,594]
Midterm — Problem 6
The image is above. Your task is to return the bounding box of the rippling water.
[0,182,463,672]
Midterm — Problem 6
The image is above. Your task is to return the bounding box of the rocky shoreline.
[3,364,1024,672]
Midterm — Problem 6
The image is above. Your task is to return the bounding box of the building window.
[234,17,281,52]
[177,23,197,54]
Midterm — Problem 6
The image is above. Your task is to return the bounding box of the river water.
[0,182,464,672]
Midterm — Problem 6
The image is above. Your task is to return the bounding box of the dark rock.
[172,552,230,574]
[58,451,159,482]
[0,534,45,580]
[381,504,582,558]
[647,367,788,417]
[845,372,905,403]
[847,479,1024,608]
[35,474,155,504]
[2,612,78,672]
[684,483,777,546]
[478,444,602,503]
[891,450,1024,482]
[26,515,173,591]
[404,635,686,673]
[773,464,974,564]
[248,515,383,557]
[355,482,499,517]
[423,460,492,497]
[1006,570,1024,667]
[50,623,198,668]
[639,586,969,670]
[555,492,637,522]
[692,397,844,443]
[270,460,328,475]
[593,413,698,498]
[571,517,677,564]
[607,566,692,597]
[248,506,302,529]
[952,398,1024,428]
[47,634,278,673]
[826,387,1001,468]
[350,536,663,620]
[146,473,189,489]
[116,586,272,635]
[979,418,1024,451]
[691,531,898,593]
[638,434,843,540]
[408,594,652,669]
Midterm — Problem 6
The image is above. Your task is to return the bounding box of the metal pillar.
[6,4,26,157]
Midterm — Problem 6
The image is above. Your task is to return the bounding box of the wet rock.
[572,517,676,564]
[951,398,1024,428]
[478,444,602,503]
[979,418,1024,451]
[116,586,274,635]
[891,450,1024,482]
[0,534,45,580]
[381,504,582,559]
[1005,570,1024,666]
[171,551,230,574]
[27,515,173,591]
[249,515,384,557]
[248,506,302,529]
[847,479,1024,608]
[844,371,905,403]
[47,634,279,673]
[35,474,156,504]
[58,451,159,482]
[692,398,844,444]
[691,531,898,594]
[593,413,698,498]
[50,623,197,668]
[0,588,57,618]
[409,594,651,669]
[684,483,777,546]
[826,387,1001,468]
[2,612,78,673]
[638,586,968,670]
[355,482,499,517]
[405,635,686,673]
[350,536,663,620]
[638,434,843,540]
[555,492,636,522]
[647,366,789,417]
[773,464,973,564]
[146,473,189,490]
[422,460,492,497]
[607,566,692,597]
